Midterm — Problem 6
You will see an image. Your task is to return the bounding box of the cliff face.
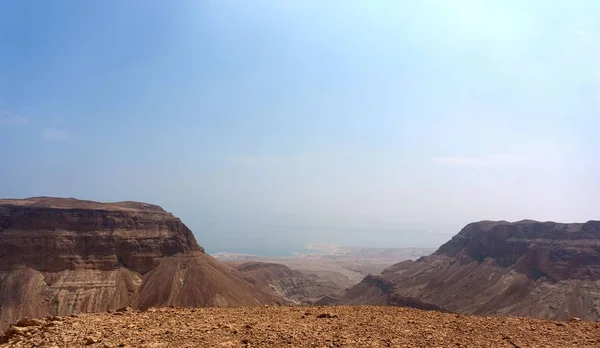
[339,220,600,321]
[0,202,202,274]
[436,220,600,281]
[0,197,274,331]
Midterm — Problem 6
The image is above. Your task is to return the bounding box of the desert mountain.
[0,197,275,331]
[227,261,345,304]
[339,220,600,321]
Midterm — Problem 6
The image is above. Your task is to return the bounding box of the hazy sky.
[1,1,599,252]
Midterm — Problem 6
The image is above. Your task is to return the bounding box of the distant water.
[199,225,449,257]
[205,245,308,257]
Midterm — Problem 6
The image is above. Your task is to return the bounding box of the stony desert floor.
[2,306,599,348]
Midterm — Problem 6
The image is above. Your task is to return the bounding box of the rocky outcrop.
[228,261,345,304]
[0,197,274,331]
[339,220,600,320]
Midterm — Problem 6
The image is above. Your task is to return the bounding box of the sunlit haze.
[1,1,599,254]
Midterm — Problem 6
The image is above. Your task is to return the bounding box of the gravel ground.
[2,306,599,347]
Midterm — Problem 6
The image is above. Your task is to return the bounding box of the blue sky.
[1,1,599,253]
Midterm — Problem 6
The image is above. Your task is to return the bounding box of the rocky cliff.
[339,220,600,320]
[0,197,274,331]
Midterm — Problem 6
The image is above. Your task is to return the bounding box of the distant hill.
[339,220,600,320]
[214,246,435,291]
[227,261,345,304]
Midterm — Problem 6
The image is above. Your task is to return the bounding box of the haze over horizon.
[1,1,599,254]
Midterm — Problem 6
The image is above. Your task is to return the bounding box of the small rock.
[15,318,45,327]
[85,336,100,345]
[316,313,338,319]
[1,325,29,343]
[7,326,30,336]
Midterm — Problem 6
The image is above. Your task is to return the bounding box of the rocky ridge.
[339,220,600,320]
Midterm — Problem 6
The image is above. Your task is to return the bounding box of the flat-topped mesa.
[435,220,600,281]
[0,197,203,274]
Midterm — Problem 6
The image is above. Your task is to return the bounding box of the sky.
[1,1,599,254]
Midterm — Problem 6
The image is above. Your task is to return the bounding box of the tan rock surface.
[2,306,599,347]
